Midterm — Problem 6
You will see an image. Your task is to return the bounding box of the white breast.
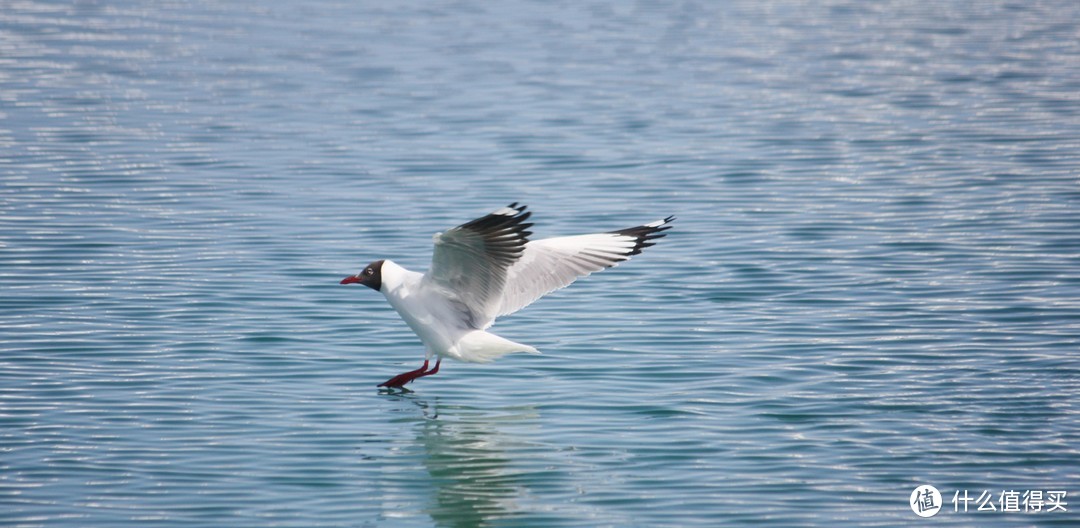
[378,260,465,356]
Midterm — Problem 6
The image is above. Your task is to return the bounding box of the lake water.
[2,1,1079,526]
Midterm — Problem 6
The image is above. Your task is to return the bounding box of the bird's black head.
[340,259,384,291]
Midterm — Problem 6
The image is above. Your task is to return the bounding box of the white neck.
[378,259,418,296]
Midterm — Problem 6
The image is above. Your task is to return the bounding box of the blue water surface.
[2,1,1079,526]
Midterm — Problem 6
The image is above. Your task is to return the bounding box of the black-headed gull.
[341,203,673,388]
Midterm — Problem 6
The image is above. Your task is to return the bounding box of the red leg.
[378,360,428,388]
[378,359,441,388]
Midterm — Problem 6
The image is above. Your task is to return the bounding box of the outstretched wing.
[495,216,674,318]
[425,203,533,329]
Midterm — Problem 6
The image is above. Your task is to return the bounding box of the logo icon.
[911,485,942,517]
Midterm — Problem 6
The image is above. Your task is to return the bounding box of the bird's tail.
[453,330,540,363]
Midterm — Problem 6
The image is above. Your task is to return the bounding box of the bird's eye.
[365,268,374,275]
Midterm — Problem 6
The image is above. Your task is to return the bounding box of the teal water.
[2,1,1079,526]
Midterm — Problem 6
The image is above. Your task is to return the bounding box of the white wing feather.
[496,217,673,318]
[424,204,532,329]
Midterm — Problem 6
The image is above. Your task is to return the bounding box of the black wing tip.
[609,216,675,257]
[463,204,529,227]
[610,215,675,236]
[456,204,533,263]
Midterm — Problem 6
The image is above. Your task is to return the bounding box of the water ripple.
[3,0,1080,526]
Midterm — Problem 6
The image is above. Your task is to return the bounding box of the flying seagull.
[341,203,673,388]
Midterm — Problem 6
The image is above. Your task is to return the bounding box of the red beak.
[340,275,360,285]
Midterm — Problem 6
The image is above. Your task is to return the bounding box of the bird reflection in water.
[393,395,545,527]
